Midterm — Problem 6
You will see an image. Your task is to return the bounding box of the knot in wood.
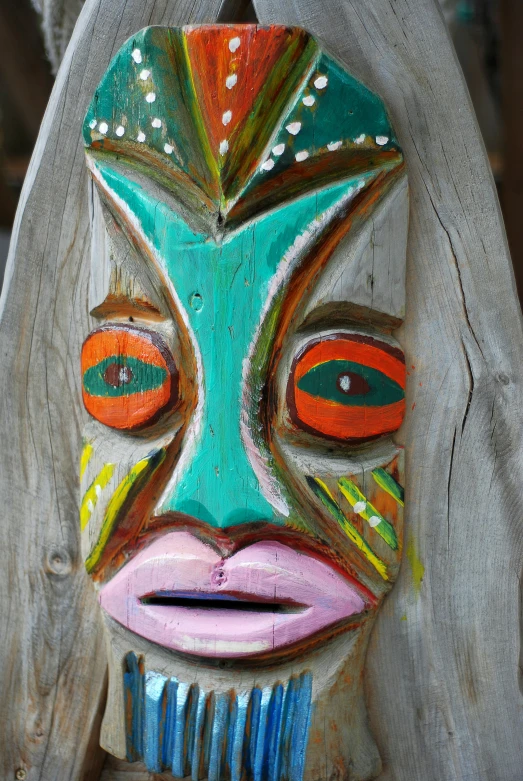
[45,548,72,576]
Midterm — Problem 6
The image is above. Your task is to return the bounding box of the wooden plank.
[0,2,224,780]
[500,0,523,299]
[1,2,522,781]
[251,1,523,779]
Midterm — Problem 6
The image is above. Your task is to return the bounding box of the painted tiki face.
[80,25,407,781]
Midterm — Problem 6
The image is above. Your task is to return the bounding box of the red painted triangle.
[184,25,303,167]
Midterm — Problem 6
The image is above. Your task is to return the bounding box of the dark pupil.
[103,362,133,388]
[336,371,370,396]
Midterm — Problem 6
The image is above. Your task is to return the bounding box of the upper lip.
[99,530,368,658]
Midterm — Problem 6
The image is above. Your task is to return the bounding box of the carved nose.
[157,422,276,529]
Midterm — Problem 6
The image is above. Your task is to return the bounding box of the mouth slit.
[141,594,307,614]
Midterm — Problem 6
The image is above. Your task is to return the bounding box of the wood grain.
[0,2,224,780]
[1,1,522,780]
[252,1,523,779]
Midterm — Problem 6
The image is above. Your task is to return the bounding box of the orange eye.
[81,325,178,430]
[288,334,405,442]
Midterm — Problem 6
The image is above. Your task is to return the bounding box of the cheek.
[79,437,176,579]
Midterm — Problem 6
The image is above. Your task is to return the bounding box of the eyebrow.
[298,301,403,334]
[90,294,166,321]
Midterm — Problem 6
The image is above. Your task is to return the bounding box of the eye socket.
[81,325,178,430]
[288,334,405,442]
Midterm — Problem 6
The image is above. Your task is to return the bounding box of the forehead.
[84,24,402,231]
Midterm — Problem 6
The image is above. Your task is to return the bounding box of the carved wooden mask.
[80,24,407,781]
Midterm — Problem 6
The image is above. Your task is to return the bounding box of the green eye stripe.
[297,360,404,407]
[82,355,168,398]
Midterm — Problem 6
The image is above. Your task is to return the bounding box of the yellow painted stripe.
[338,478,398,550]
[80,441,94,480]
[80,463,115,531]
[314,478,388,580]
[85,452,164,574]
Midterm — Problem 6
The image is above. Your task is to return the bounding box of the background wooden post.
[0,1,522,779]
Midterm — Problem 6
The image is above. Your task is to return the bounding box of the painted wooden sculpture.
[80,25,407,780]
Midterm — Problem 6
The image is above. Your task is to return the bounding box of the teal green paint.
[83,356,167,397]
[84,27,215,195]
[297,360,404,406]
[243,53,396,201]
[83,27,401,224]
[95,159,374,528]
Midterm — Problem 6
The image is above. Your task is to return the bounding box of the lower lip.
[99,531,366,658]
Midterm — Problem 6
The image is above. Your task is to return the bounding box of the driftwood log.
[0,1,522,781]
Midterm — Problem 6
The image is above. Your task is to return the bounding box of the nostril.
[211,563,227,587]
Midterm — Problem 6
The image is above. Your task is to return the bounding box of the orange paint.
[294,338,405,388]
[81,326,177,430]
[294,394,405,439]
[185,26,305,160]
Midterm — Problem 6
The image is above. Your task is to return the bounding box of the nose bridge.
[158,233,276,529]
[163,387,274,528]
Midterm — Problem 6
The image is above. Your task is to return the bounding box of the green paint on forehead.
[93,159,373,526]
[84,25,401,226]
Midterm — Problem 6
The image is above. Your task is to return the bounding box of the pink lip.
[99,531,366,658]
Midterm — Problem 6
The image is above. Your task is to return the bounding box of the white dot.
[132,48,142,64]
[137,131,146,143]
[119,366,132,383]
[272,143,285,156]
[115,125,125,137]
[139,69,151,80]
[219,139,229,155]
[286,122,301,136]
[369,515,382,528]
[302,95,315,106]
[164,143,173,154]
[295,150,309,162]
[314,75,328,89]
[261,159,275,171]
[226,74,237,89]
[327,141,342,151]
[222,110,232,126]
[98,122,108,135]
[376,135,389,146]
[89,119,97,130]
[145,92,156,103]
[87,499,94,514]
[339,374,351,391]
[151,118,162,128]
[95,484,102,498]
[354,501,366,514]
[355,134,365,144]
[229,37,241,52]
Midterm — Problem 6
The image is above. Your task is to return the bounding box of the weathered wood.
[252,1,523,779]
[0,2,226,780]
[500,0,523,298]
[1,2,522,781]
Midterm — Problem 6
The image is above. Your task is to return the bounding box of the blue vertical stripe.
[289,673,313,781]
[266,684,285,781]
[122,654,312,781]
[172,681,190,777]
[208,693,229,781]
[163,678,178,768]
[191,688,207,780]
[144,671,168,772]
[123,652,144,761]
